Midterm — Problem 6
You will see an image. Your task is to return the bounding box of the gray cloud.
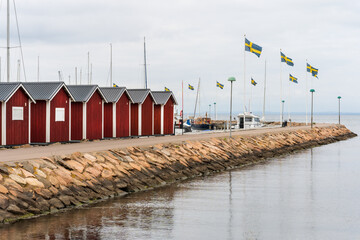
[0,0,357,115]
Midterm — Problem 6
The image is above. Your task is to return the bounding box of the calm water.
[0,115,359,240]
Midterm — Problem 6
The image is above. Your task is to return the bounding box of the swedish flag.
[216,81,224,89]
[113,83,119,88]
[164,87,170,92]
[188,84,194,90]
[245,38,262,57]
[251,78,257,86]
[307,63,318,78]
[281,52,294,66]
[289,74,298,84]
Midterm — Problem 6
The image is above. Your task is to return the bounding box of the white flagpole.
[243,35,246,114]
[288,77,291,124]
[305,60,308,125]
[250,80,252,113]
[262,60,267,121]
[280,49,283,124]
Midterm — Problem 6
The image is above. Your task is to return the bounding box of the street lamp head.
[310,89,315,93]
[338,96,341,99]
[228,77,236,82]
[282,100,285,103]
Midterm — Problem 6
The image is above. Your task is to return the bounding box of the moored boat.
[238,112,263,129]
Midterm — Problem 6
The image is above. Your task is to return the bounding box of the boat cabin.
[238,113,261,129]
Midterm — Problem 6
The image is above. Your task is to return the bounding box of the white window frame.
[12,107,24,121]
[55,108,65,122]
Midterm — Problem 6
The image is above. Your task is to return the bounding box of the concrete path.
[0,124,332,163]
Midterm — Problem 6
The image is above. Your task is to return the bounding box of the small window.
[55,108,65,122]
[245,117,252,122]
[12,107,24,121]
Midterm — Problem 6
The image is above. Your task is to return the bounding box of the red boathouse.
[22,82,74,144]
[67,85,107,141]
[100,87,133,138]
[127,89,156,136]
[0,83,35,146]
[152,91,177,135]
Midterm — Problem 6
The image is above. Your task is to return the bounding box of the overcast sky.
[0,0,359,115]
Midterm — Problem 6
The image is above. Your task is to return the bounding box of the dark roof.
[0,82,35,103]
[67,85,107,102]
[22,81,74,101]
[100,87,133,103]
[126,89,153,104]
[152,91,178,105]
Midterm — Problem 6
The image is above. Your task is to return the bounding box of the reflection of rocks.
[0,125,356,224]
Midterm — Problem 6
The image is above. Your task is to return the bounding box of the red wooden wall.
[86,91,103,140]
[164,98,174,135]
[154,105,161,135]
[141,95,153,136]
[71,102,83,141]
[131,104,138,136]
[103,103,113,138]
[31,100,46,143]
[7,88,29,145]
[0,104,2,145]
[50,88,70,142]
[116,94,130,137]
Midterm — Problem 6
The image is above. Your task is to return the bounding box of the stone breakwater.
[0,125,356,224]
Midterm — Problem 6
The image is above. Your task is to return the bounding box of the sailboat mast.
[144,37,148,89]
[37,56,40,82]
[198,78,201,117]
[7,0,10,82]
[193,78,200,119]
[16,59,20,81]
[87,52,90,84]
[110,43,112,87]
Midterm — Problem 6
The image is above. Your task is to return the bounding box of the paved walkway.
[0,124,332,163]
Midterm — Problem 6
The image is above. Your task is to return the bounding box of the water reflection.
[0,186,177,240]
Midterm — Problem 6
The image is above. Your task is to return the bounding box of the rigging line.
[13,0,26,81]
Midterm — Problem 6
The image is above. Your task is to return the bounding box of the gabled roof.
[152,91,178,105]
[0,82,35,103]
[127,89,154,104]
[67,85,107,103]
[100,87,133,103]
[22,81,74,101]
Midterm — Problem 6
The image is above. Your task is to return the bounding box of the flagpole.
[250,80,252,113]
[288,77,291,125]
[280,49,283,124]
[243,34,246,114]
[262,60,267,121]
[182,80,184,135]
[305,60,308,125]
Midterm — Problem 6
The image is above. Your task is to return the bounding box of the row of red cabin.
[0,82,177,146]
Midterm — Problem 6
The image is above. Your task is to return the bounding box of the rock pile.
[0,125,356,224]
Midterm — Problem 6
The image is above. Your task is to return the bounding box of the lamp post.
[338,96,341,125]
[228,77,236,138]
[281,100,285,126]
[310,89,315,128]
[209,104,211,118]
[214,102,217,120]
